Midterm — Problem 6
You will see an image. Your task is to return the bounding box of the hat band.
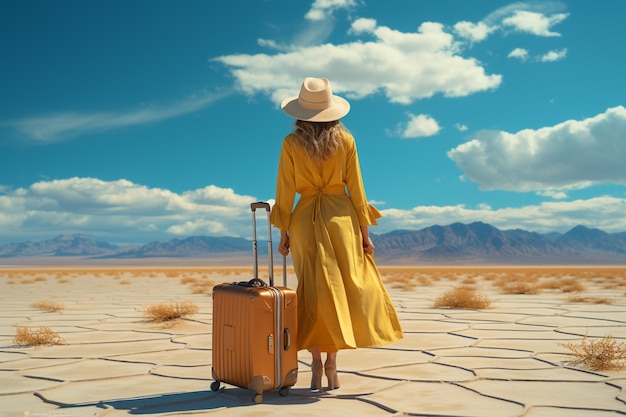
[298,95,331,111]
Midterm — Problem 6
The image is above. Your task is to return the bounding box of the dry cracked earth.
[1,267,626,417]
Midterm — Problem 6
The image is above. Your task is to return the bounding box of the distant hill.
[372,222,625,264]
[0,234,119,257]
[105,236,254,258]
[1,223,625,264]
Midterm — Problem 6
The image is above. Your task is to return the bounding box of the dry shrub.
[31,299,64,312]
[541,278,585,293]
[143,301,199,322]
[14,327,64,346]
[416,275,433,286]
[560,278,585,293]
[433,286,491,309]
[567,295,614,305]
[189,280,214,294]
[562,335,626,371]
[180,276,199,285]
[539,278,563,290]
[497,278,541,295]
[462,276,477,285]
[382,272,416,291]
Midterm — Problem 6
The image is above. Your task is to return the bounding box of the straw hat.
[281,77,350,122]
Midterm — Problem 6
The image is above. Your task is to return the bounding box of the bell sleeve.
[270,136,297,231]
[344,134,382,226]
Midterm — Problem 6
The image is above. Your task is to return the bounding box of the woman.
[271,77,403,391]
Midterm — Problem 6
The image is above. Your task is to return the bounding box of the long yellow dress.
[270,131,403,352]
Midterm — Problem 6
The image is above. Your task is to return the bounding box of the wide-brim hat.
[281,77,350,122]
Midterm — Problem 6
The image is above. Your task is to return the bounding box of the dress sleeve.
[344,133,382,226]
[270,136,297,231]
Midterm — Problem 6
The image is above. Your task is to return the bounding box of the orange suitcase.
[210,202,298,403]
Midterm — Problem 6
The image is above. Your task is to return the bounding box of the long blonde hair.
[293,120,347,161]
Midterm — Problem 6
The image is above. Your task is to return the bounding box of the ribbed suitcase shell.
[211,283,297,402]
[210,201,298,403]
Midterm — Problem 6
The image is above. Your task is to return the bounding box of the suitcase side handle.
[284,328,291,351]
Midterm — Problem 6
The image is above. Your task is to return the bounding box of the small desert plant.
[567,295,614,304]
[31,299,64,312]
[143,301,199,322]
[559,278,586,293]
[495,276,540,295]
[14,327,64,346]
[189,280,215,295]
[562,335,626,371]
[433,286,491,309]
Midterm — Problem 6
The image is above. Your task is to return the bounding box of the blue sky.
[1,0,625,246]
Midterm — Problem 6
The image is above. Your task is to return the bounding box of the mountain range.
[1,222,625,264]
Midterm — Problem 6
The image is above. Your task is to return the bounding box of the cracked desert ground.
[2,265,626,417]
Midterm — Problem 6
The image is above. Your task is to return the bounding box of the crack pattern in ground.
[1,268,625,417]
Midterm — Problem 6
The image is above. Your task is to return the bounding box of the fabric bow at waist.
[300,184,347,224]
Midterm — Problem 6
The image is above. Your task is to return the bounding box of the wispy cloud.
[501,10,568,37]
[540,48,567,62]
[305,0,357,21]
[6,91,229,144]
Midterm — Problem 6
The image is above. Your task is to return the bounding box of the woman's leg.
[309,348,323,390]
[324,351,340,390]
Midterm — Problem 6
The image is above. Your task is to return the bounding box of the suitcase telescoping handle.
[251,202,287,287]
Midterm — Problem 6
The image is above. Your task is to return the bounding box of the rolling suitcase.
[210,201,298,403]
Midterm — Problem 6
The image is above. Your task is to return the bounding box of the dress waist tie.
[300,185,347,224]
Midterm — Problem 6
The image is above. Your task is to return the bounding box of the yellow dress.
[270,131,403,352]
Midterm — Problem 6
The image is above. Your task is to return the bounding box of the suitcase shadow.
[102,388,318,413]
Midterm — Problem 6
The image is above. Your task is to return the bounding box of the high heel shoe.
[324,359,340,390]
[310,359,323,391]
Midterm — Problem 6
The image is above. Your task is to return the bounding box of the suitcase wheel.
[279,386,290,397]
[253,393,263,404]
[210,380,220,392]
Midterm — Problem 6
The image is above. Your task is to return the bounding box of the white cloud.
[305,0,357,21]
[447,106,626,192]
[215,19,502,106]
[537,190,568,200]
[450,3,569,45]
[399,114,441,138]
[501,10,568,37]
[0,178,257,245]
[540,48,567,62]
[7,92,227,144]
[508,47,567,63]
[508,47,529,61]
[454,21,497,43]
[2,177,626,246]
[378,196,626,234]
[455,123,468,132]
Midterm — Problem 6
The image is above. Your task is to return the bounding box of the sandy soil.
[1,265,626,417]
